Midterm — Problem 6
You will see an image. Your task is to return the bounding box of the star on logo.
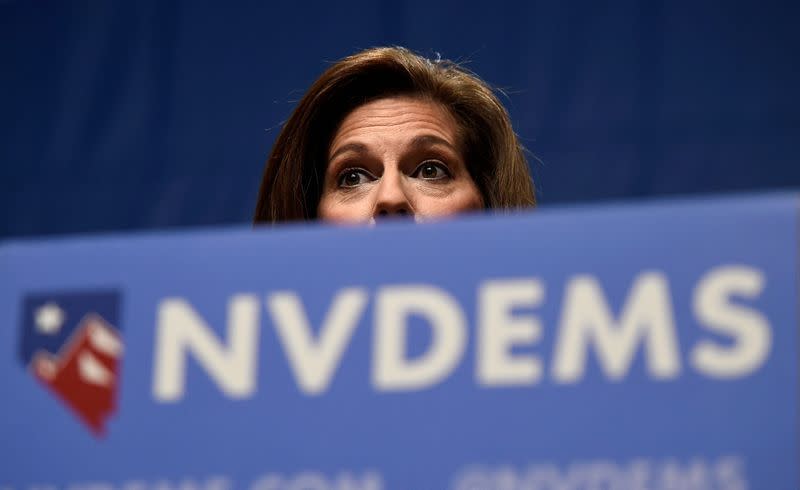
[35,302,65,334]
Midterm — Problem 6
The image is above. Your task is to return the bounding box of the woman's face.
[317,96,484,223]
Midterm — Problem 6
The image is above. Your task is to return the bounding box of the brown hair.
[253,46,536,223]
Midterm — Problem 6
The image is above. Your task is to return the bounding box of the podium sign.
[1,194,797,489]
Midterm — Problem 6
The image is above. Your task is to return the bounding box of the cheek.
[452,189,484,213]
[414,187,483,217]
[460,182,485,210]
[317,194,374,223]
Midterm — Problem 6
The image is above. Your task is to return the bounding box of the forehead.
[329,96,460,154]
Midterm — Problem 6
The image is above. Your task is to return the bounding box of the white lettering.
[451,456,749,490]
[477,279,544,386]
[373,286,466,390]
[691,266,771,378]
[250,471,382,490]
[153,296,259,401]
[552,272,681,382]
[715,456,747,490]
[267,288,368,395]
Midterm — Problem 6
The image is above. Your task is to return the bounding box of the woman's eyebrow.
[329,142,368,161]
[408,134,458,153]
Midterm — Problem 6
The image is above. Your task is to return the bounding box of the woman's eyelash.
[413,160,452,178]
[334,159,451,187]
[336,167,375,187]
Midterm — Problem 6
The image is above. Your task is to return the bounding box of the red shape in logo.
[30,314,123,437]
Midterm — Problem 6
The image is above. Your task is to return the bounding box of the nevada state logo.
[18,290,122,437]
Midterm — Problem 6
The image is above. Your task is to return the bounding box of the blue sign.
[1,193,797,489]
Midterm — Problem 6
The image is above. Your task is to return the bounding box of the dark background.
[2,1,798,239]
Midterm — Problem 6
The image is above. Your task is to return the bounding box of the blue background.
[2,1,799,238]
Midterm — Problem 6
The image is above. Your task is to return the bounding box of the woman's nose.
[373,170,413,218]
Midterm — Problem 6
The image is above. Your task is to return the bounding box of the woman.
[253,46,536,224]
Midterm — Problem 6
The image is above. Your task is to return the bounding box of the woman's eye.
[337,169,373,188]
[413,161,450,180]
